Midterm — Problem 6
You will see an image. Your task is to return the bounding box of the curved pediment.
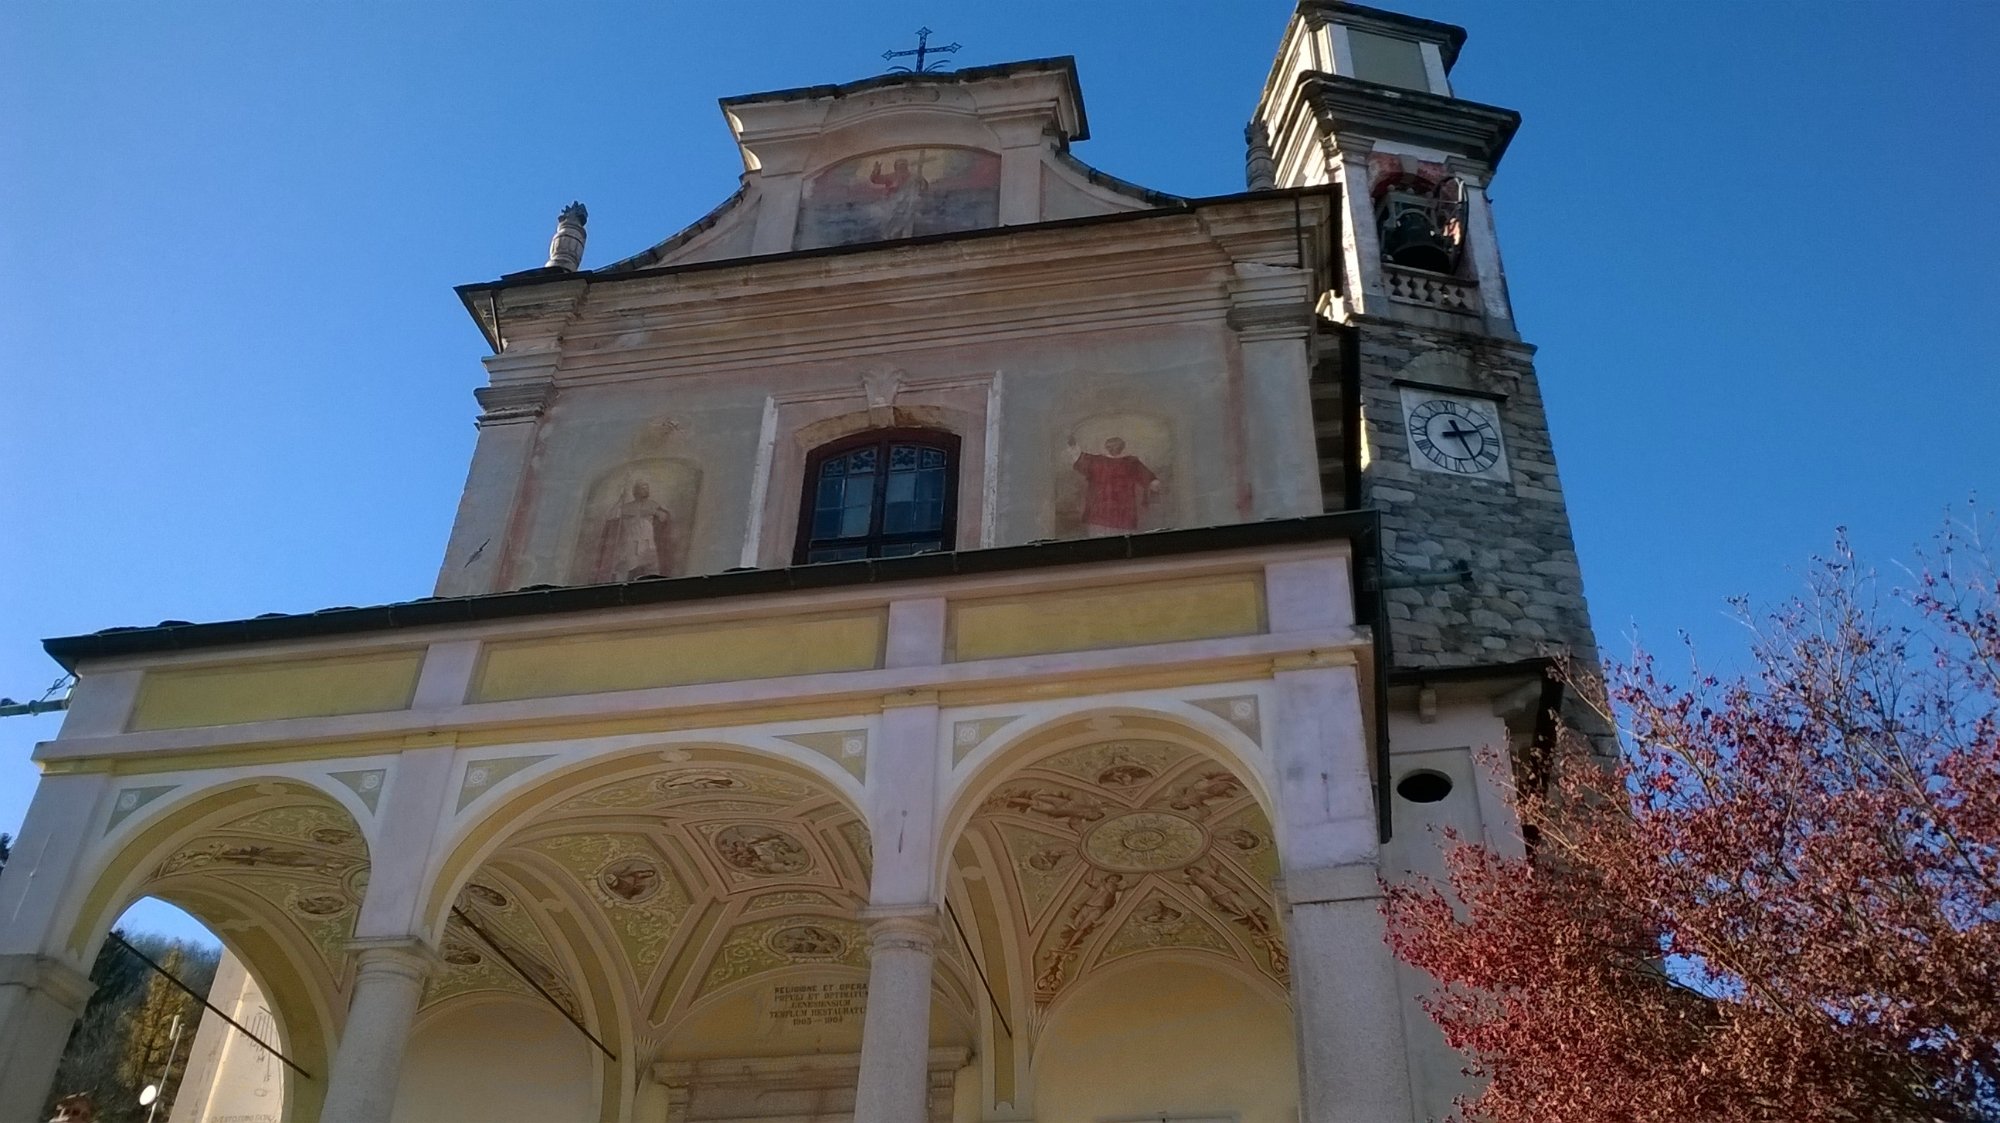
[600,58,1180,274]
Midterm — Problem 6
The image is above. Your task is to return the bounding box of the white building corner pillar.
[1283,866,1416,1123]
[1270,661,1416,1122]
[0,955,94,1122]
[319,940,436,1123]
[1228,264,1324,520]
[853,910,941,1123]
[434,367,555,597]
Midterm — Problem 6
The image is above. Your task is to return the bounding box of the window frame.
[792,427,962,565]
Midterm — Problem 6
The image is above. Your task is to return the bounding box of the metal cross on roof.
[883,27,960,73]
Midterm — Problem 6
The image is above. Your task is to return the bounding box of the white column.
[855,689,944,1123]
[318,941,434,1123]
[0,955,94,1121]
[1272,659,1417,1123]
[852,911,941,1123]
[432,363,554,597]
[1229,264,1324,520]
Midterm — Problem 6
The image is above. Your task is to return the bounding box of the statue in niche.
[572,457,700,585]
[1056,413,1175,539]
[594,480,677,582]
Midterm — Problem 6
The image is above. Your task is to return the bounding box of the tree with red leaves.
[1384,529,2000,1123]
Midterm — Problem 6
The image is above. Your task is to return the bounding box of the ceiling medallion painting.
[958,738,1286,1008]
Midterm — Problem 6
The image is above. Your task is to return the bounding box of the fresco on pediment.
[571,457,700,585]
[795,147,1001,250]
[1056,413,1174,539]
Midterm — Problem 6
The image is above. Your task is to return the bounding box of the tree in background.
[1384,529,2000,1122]
[45,933,218,1123]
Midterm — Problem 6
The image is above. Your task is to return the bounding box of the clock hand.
[1441,421,1481,453]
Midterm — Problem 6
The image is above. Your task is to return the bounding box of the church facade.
[0,4,1598,1122]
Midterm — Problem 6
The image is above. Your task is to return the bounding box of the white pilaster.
[852,911,941,1123]
[350,744,458,942]
[989,114,1048,227]
[1229,265,1324,520]
[0,954,94,1121]
[1330,138,1386,319]
[318,941,434,1123]
[1448,162,1515,337]
[1271,661,1417,1123]
[433,359,556,598]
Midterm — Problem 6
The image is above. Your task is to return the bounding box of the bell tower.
[1257,0,1599,673]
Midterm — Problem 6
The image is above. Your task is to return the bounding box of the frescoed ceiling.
[146,794,370,989]
[434,757,974,1057]
[950,737,1285,1019]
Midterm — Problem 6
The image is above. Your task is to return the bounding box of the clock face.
[1405,395,1504,476]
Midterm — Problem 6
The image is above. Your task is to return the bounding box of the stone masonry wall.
[1350,322,1600,670]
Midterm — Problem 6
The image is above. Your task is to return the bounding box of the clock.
[1399,388,1508,481]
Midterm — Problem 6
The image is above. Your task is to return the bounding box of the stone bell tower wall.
[1343,320,1597,671]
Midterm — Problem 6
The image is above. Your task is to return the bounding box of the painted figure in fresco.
[1169,770,1242,816]
[990,788,1106,829]
[714,825,812,875]
[594,479,678,583]
[598,858,662,902]
[1183,860,1288,973]
[1038,871,1129,994]
[1066,436,1163,536]
[869,156,930,239]
[771,925,845,957]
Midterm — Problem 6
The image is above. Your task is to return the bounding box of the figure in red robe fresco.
[1066,435,1163,536]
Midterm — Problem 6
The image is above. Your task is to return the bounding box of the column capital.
[343,937,438,982]
[0,953,94,1014]
[860,908,941,954]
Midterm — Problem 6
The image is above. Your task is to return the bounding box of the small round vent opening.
[1395,770,1454,804]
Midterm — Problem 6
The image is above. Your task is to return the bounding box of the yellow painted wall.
[129,649,423,731]
[393,1000,595,1123]
[1032,961,1297,1123]
[949,575,1265,662]
[470,611,885,703]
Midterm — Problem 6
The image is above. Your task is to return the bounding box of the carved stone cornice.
[473,380,555,427]
[1304,73,1520,168]
[1227,264,1317,341]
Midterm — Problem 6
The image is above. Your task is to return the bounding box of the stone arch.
[412,741,937,1114]
[936,703,1276,894]
[936,706,1289,1119]
[58,776,372,1123]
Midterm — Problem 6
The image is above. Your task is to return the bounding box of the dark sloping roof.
[45,512,1381,671]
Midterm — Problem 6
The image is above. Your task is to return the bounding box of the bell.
[1375,187,1459,274]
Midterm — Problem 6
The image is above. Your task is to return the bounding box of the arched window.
[795,428,960,563]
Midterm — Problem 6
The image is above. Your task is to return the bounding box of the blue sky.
[2,2,1995,947]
